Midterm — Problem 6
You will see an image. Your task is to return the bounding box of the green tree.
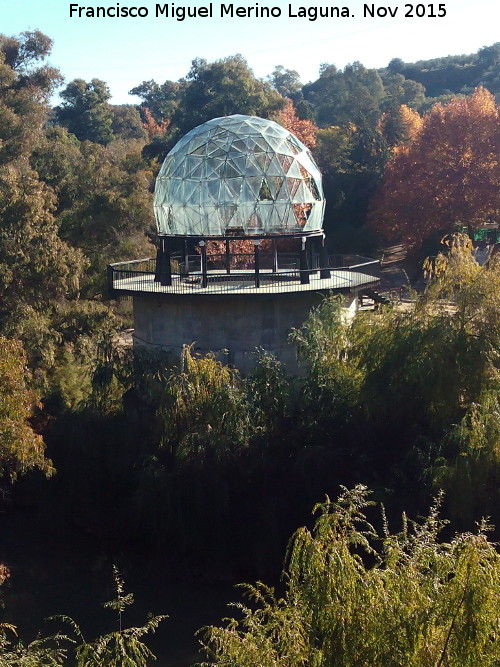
[314,121,389,247]
[303,62,385,128]
[381,72,426,111]
[268,65,303,101]
[129,78,186,124]
[157,345,252,464]
[110,104,146,141]
[0,31,61,162]
[0,337,53,480]
[172,55,285,136]
[201,486,500,666]
[32,126,154,296]
[55,78,115,145]
[0,625,67,666]
[65,566,166,667]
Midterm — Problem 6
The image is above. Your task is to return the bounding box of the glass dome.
[154,114,325,237]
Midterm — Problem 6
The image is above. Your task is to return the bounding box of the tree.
[201,486,500,666]
[32,126,154,296]
[276,99,318,148]
[0,337,53,480]
[314,121,389,247]
[381,72,426,111]
[369,87,500,247]
[303,62,385,129]
[66,566,166,667]
[379,103,423,147]
[0,32,61,163]
[0,161,85,321]
[172,55,285,136]
[55,79,115,145]
[129,78,186,124]
[0,30,61,99]
[110,105,146,141]
[268,65,303,101]
[140,107,169,140]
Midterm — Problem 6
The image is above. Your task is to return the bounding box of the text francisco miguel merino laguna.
[70,3,435,21]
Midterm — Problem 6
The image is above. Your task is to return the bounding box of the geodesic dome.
[154,114,325,237]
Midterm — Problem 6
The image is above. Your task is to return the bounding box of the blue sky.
[1,0,499,104]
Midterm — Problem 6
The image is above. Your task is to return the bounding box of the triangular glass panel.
[243,155,262,177]
[266,155,285,177]
[187,162,205,179]
[219,204,237,226]
[258,178,273,201]
[276,179,290,200]
[226,179,242,199]
[267,176,283,199]
[218,182,234,203]
[308,178,322,201]
[230,139,247,153]
[240,181,256,202]
[246,176,264,198]
[238,203,256,229]
[287,178,301,198]
[254,152,272,171]
[207,180,221,203]
[286,160,303,179]
[205,158,221,178]
[253,136,269,152]
[255,202,274,230]
[189,144,207,156]
[286,138,301,155]
[276,153,294,172]
[221,161,241,179]
[171,160,187,178]
[293,182,312,203]
[186,186,202,206]
[230,155,247,174]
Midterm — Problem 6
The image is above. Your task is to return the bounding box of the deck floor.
[112,269,379,296]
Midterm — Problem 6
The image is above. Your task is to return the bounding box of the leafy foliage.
[55,78,115,145]
[0,337,53,480]
[276,99,318,149]
[157,345,251,464]
[201,486,500,667]
[369,87,500,247]
[64,566,167,667]
[0,625,68,666]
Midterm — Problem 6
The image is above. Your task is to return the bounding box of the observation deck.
[108,251,381,298]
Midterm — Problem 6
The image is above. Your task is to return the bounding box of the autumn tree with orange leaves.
[379,103,423,148]
[277,99,318,149]
[369,87,500,247]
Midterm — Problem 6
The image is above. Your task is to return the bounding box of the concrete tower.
[108,115,379,373]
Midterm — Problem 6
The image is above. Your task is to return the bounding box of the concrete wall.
[133,290,357,375]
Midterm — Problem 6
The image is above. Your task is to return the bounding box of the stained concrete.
[132,289,358,374]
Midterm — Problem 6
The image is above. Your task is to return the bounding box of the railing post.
[154,243,162,283]
[225,239,231,275]
[300,236,309,284]
[161,237,172,286]
[184,240,189,277]
[254,239,261,288]
[320,234,331,279]
[272,238,278,273]
[155,237,172,286]
[107,264,116,298]
[200,240,208,288]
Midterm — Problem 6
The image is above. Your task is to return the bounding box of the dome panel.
[154,114,325,236]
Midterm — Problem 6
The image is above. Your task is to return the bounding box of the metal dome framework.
[154,114,325,238]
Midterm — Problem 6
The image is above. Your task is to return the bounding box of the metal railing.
[108,253,380,297]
